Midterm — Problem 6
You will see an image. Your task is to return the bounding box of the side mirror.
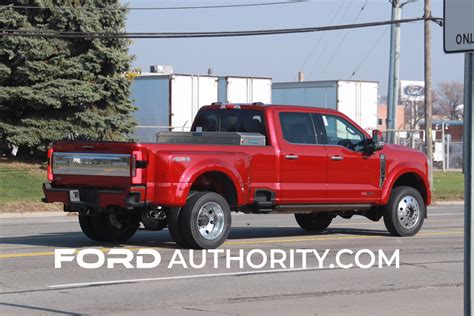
[371,129,384,152]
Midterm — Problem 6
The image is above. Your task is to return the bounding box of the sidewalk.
[0,211,73,219]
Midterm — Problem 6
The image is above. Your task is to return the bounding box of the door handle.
[330,155,344,161]
[285,154,299,160]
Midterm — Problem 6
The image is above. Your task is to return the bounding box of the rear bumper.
[42,183,145,211]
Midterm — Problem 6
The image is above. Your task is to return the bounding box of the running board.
[273,204,373,214]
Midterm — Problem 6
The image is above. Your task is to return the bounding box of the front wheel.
[179,192,231,249]
[383,186,425,236]
[295,213,333,232]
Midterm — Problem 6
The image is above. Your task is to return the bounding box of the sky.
[125,0,464,97]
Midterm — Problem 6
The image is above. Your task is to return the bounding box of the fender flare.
[177,159,248,206]
[380,166,430,205]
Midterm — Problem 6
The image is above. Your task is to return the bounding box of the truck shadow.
[0,227,390,249]
[227,226,389,240]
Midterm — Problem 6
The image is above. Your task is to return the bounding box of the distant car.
[43,103,431,248]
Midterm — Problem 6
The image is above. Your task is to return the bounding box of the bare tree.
[433,81,464,120]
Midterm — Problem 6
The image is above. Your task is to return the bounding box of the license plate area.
[69,190,80,202]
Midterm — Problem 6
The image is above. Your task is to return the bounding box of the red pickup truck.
[43,103,431,249]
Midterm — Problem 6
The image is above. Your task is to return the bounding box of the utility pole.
[464,51,473,316]
[386,0,414,144]
[386,0,401,144]
[424,0,433,186]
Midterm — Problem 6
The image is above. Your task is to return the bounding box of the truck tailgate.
[49,141,144,188]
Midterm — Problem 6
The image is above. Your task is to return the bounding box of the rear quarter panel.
[143,144,278,207]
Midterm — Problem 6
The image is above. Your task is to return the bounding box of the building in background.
[418,120,464,142]
[272,80,378,131]
[377,104,405,131]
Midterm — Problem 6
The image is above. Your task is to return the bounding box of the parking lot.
[0,204,463,315]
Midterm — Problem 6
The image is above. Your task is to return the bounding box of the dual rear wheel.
[78,211,139,243]
[77,192,232,248]
[168,192,232,249]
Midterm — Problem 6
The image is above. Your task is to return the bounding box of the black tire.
[167,191,200,248]
[167,207,188,247]
[79,214,105,241]
[179,192,232,249]
[383,186,425,237]
[295,213,333,232]
[79,212,139,243]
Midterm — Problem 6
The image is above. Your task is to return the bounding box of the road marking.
[45,266,368,289]
[308,218,463,228]
[0,230,463,260]
[0,247,164,259]
[0,251,56,258]
[224,230,463,245]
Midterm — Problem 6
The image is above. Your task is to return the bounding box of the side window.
[320,115,365,151]
[279,112,317,144]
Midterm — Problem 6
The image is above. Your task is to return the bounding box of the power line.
[0,1,308,11]
[301,1,354,77]
[313,0,370,78]
[348,26,389,80]
[299,0,347,71]
[0,17,438,39]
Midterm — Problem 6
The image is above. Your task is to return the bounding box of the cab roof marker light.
[220,104,241,110]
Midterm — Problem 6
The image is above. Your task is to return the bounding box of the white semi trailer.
[272,80,379,131]
[131,73,273,141]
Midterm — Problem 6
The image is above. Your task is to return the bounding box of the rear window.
[192,109,266,137]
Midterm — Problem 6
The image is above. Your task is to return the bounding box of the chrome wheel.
[197,202,225,240]
[397,195,420,229]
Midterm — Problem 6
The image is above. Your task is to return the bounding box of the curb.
[433,201,464,206]
[0,211,75,219]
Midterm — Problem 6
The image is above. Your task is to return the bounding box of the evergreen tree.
[0,1,136,158]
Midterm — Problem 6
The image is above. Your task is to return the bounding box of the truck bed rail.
[156,132,266,146]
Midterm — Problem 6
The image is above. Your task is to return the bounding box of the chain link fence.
[385,129,463,171]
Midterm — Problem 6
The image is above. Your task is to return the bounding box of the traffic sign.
[444,0,474,53]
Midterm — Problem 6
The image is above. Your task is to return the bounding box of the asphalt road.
[0,205,464,315]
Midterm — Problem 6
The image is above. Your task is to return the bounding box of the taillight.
[131,150,146,184]
[47,148,54,182]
